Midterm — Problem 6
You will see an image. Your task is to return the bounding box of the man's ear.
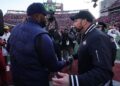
[31,14,41,20]
[82,19,87,26]
[38,14,46,21]
[83,19,87,23]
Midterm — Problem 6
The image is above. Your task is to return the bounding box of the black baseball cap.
[98,22,107,28]
[27,3,48,16]
[70,10,95,22]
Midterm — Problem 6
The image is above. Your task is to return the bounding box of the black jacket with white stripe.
[70,24,113,86]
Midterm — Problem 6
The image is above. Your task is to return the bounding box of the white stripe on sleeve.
[71,75,75,86]
[75,75,79,86]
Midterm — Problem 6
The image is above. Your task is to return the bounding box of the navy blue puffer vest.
[9,20,50,86]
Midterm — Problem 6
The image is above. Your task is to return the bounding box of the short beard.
[40,21,46,28]
[76,27,83,33]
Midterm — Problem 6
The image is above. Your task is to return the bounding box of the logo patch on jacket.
[83,40,87,45]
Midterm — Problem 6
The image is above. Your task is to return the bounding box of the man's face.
[36,14,46,27]
[73,18,85,32]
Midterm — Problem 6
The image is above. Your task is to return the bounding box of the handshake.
[52,72,70,86]
[51,57,77,86]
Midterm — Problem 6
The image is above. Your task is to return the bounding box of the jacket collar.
[80,24,96,42]
[84,24,96,35]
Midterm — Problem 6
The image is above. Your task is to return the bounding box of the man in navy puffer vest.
[7,3,67,86]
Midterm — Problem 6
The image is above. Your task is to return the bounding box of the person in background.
[0,9,7,86]
[97,22,107,33]
[2,25,11,64]
[46,11,62,61]
[107,24,120,49]
[97,22,117,86]
[52,10,113,86]
[2,26,11,42]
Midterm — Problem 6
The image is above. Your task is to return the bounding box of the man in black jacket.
[52,10,113,86]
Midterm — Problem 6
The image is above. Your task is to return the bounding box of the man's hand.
[52,72,69,86]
